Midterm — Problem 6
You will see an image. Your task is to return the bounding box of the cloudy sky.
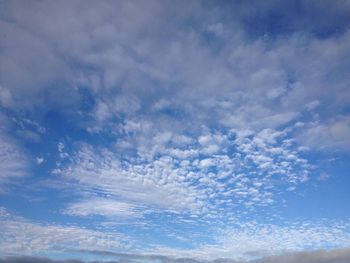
[1,0,350,262]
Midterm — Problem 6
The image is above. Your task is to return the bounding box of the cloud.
[0,207,127,255]
[0,257,84,263]
[0,85,13,108]
[252,248,350,263]
[2,247,350,263]
[0,132,29,191]
[1,1,350,261]
[1,0,349,135]
[52,126,311,221]
[144,218,350,261]
[297,116,350,151]
[36,157,44,165]
[54,143,205,215]
[211,221,350,259]
[63,198,143,218]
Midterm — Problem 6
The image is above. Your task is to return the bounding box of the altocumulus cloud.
[1,0,350,262]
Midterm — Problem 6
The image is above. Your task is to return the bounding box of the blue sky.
[0,1,350,262]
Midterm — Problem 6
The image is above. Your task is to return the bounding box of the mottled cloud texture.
[1,0,350,262]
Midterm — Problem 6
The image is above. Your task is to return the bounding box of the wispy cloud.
[2,247,350,263]
[63,198,143,218]
[0,208,128,255]
[297,116,350,151]
[0,133,28,191]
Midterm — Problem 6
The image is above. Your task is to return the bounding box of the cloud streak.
[2,207,349,261]
[2,247,350,263]
[0,132,28,191]
[0,208,128,255]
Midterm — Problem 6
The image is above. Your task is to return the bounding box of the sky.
[0,0,350,262]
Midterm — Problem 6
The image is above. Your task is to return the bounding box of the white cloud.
[1,206,350,261]
[0,133,28,191]
[54,144,205,214]
[53,125,311,220]
[63,198,143,218]
[1,0,349,139]
[0,1,348,167]
[150,220,350,260]
[0,1,349,260]
[0,207,128,255]
[36,157,44,165]
[298,116,350,151]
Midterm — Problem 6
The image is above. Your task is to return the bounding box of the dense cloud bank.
[2,248,350,263]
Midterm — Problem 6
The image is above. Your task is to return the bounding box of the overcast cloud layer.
[0,0,350,262]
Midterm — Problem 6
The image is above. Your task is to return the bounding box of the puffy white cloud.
[52,125,311,220]
[1,0,349,141]
[36,157,44,165]
[54,144,205,215]
[1,1,350,260]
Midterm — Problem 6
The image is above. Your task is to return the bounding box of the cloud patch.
[0,208,127,255]
[2,248,350,263]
